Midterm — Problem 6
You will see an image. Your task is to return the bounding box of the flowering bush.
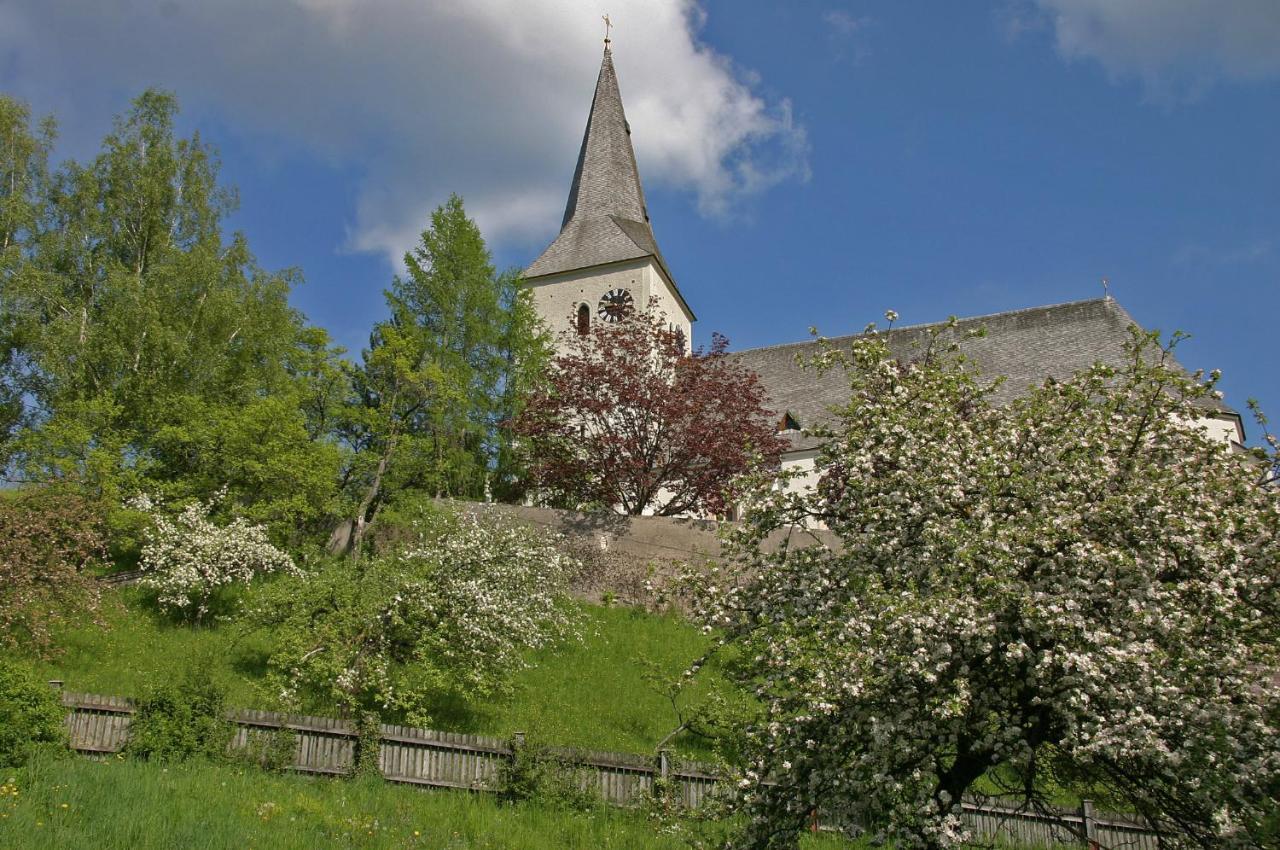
[689,320,1280,850]
[0,486,106,655]
[251,509,581,724]
[133,493,297,620]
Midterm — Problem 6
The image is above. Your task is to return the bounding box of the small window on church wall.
[576,303,590,336]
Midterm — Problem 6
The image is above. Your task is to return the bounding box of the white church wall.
[1185,413,1243,447]
[779,448,822,497]
[526,257,650,352]
[526,257,692,354]
[641,265,694,353]
[772,448,825,529]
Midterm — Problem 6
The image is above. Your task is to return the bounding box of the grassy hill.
[32,586,734,759]
[2,582,865,848]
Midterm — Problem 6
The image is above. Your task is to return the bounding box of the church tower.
[525,45,694,349]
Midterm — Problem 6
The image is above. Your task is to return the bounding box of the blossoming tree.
[512,306,785,516]
[689,319,1280,849]
[250,510,580,724]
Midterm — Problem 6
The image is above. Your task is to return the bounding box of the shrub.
[232,726,298,773]
[133,492,298,620]
[126,667,231,763]
[493,738,599,812]
[251,509,581,724]
[0,485,106,655]
[353,711,383,779]
[364,495,452,555]
[0,660,66,767]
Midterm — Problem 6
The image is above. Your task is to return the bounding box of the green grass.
[32,587,273,706]
[446,603,733,758]
[32,587,729,758]
[0,755,856,850]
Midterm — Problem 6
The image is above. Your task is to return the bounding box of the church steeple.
[525,42,695,335]
[558,46,650,229]
[525,46,688,325]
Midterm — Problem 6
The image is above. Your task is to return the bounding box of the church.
[523,45,1245,496]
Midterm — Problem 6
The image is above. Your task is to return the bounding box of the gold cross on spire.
[602,14,613,45]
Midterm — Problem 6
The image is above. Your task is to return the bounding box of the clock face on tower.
[597,288,634,323]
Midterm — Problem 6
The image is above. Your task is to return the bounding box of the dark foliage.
[0,485,107,655]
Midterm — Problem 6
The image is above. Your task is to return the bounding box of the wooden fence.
[59,689,1157,849]
[59,689,718,808]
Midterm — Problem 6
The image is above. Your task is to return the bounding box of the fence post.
[512,731,526,753]
[658,749,671,780]
[1081,799,1098,850]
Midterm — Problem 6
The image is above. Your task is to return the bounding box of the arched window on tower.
[576,303,590,336]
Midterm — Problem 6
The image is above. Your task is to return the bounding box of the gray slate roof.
[732,297,1237,453]
[526,48,694,318]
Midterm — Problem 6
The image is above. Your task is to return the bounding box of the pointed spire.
[526,45,692,323]
[560,46,649,229]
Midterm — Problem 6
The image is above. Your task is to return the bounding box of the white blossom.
[686,324,1280,849]
[135,491,297,619]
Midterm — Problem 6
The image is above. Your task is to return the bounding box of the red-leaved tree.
[0,485,107,656]
[512,307,785,516]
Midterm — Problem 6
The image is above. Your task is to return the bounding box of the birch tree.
[2,90,344,538]
[0,96,54,463]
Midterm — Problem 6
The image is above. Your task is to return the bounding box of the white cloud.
[1027,0,1280,97]
[0,0,808,266]
[992,1,1048,43]
[1173,237,1275,268]
[822,10,869,37]
[820,10,873,65]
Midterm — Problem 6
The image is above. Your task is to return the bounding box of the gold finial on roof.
[602,14,613,45]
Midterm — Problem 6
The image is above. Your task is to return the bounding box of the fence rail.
[99,568,145,587]
[58,689,1157,848]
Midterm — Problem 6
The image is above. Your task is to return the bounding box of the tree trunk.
[351,430,398,560]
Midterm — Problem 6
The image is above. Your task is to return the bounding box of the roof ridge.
[608,214,653,254]
[732,297,1121,356]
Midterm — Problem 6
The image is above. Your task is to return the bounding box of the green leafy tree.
[0,96,55,463]
[3,90,344,540]
[345,316,450,557]
[344,195,546,553]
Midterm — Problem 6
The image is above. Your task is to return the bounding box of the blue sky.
[2,1,1277,441]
